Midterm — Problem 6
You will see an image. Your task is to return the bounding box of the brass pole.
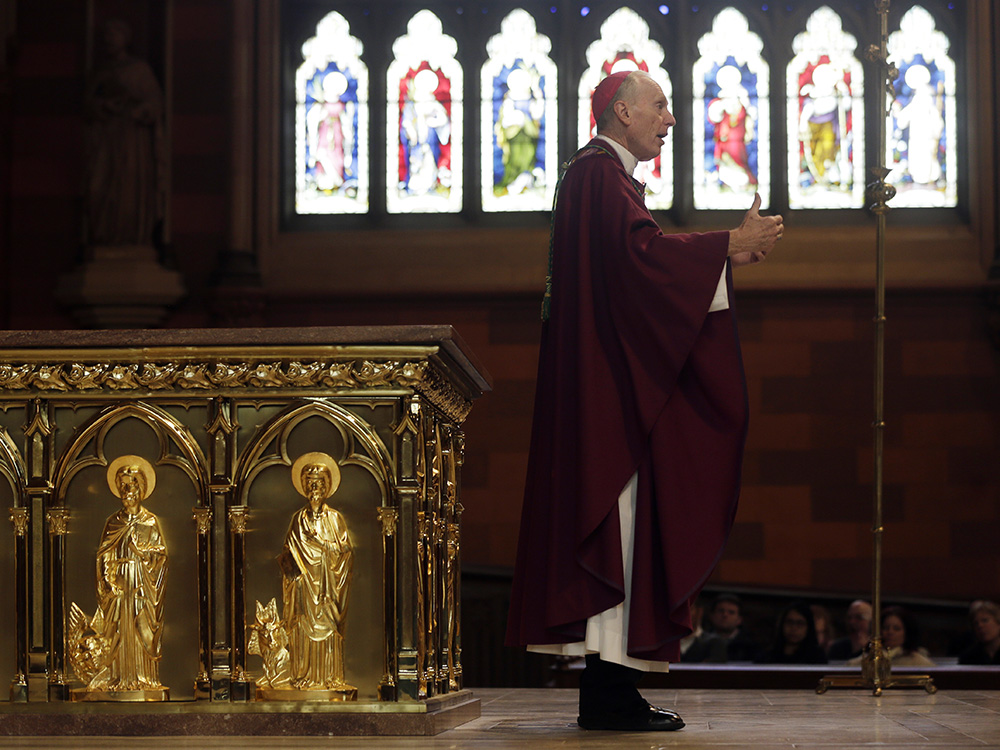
[817,0,935,696]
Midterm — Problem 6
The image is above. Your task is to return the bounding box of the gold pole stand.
[816,0,934,697]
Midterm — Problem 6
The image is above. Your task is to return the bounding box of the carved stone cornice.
[0,358,474,422]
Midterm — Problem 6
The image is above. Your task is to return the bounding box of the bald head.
[595,71,675,162]
[596,71,648,134]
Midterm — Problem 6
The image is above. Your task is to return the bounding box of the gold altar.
[0,326,489,734]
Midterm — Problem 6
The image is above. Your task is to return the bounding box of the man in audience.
[827,600,872,661]
[682,594,760,662]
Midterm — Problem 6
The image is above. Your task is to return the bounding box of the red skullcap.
[592,70,633,122]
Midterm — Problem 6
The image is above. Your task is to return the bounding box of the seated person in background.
[850,605,934,667]
[811,604,834,655]
[828,599,872,661]
[682,593,760,663]
[678,597,706,657]
[755,602,828,664]
[958,600,1000,665]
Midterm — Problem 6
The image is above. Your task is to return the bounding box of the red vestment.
[506,140,749,663]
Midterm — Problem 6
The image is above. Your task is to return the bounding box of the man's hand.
[728,193,783,266]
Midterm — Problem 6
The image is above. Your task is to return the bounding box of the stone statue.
[68,455,168,700]
[252,452,356,700]
[57,18,183,327]
[85,19,165,249]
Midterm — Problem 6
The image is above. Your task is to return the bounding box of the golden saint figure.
[278,452,355,696]
[69,455,169,700]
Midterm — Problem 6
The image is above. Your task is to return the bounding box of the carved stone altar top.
[0,325,491,422]
[0,326,487,382]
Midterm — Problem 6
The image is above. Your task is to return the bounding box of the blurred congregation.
[677,595,1000,667]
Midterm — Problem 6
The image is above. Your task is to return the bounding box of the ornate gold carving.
[411,365,471,423]
[228,506,249,534]
[10,507,28,537]
[105,364,142,390]
[0,364,32,390]
[377,507,398,537]
[0,358,474,421]
[46,508,69,536]
[445,522,461,691]
[193,507,212,534]
[249,362,288,388]
[68,456,169,701]
[250,453,357,701]
[247,598,292,690]
[207,363,248,388]
[285,361,323,386]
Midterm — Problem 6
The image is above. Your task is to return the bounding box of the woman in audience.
[811,604,834,654]
[756,602,828,664]
[958,600,1000,665]
[878,605,935,666]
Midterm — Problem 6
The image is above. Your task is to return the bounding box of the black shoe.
[577,704,685,732]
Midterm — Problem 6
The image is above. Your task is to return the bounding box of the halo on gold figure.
[107,454,156,500]
[291,452,341,499]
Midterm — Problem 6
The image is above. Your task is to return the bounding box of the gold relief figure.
[247,598,292,689]
[253,452,356,701]
[69,455,169,701]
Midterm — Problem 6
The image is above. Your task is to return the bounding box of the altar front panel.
[0,327,489,708]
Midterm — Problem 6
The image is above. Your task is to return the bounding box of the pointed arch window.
[787,7,865,209]
[386,10,463,214]
[886,6,957,208]
[294,12,369,215]
[578,7,673,210]
[693,8,769,210]
[481,9,558,213]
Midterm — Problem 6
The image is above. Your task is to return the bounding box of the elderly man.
[828,600,873,660]
[506,70,782,731]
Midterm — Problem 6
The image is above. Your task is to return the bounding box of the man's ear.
[613,99,630,124]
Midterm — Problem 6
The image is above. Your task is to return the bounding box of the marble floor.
[0,687,998,749]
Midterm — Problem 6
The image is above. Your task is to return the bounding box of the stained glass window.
[295,12,369,215]
[693,8,769,210]
[886,6,957,208]
[787,7,864,209]
[578,7,673,210]
[386,11,463,214]
[481,10,557,213]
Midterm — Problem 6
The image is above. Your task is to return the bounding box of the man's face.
[846,602,872,635]
[116,466,144,512]
[622,75,676,162]
[303,464,331,507]
[711,601,742,635]
[973,611,1000,645]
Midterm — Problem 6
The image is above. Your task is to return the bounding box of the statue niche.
[85,18,165,250]
[68,455,169,701]
[249,452,357,701]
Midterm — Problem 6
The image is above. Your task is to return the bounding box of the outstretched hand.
[728,193,783,267]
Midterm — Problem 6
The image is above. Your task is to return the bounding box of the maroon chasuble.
[506,139,749,663]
